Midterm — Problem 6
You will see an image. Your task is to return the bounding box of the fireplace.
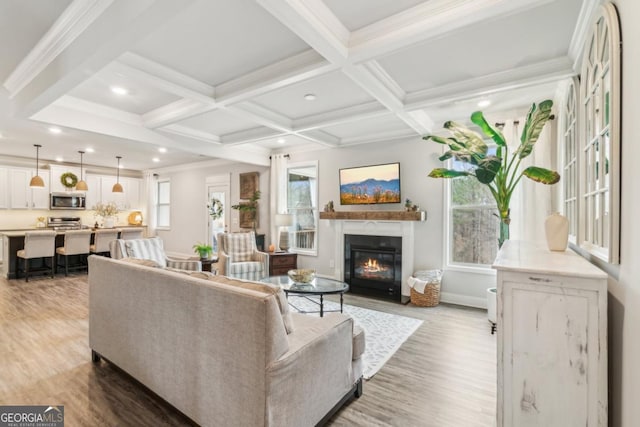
[344,234,402,301]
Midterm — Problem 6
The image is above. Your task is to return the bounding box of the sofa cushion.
[124,238,167,268]
[228,261,263,274]
[208,275,294,334]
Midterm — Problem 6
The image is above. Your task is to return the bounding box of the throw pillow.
[124,238,167,268]
[209,276,295,334]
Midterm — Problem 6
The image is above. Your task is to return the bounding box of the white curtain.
[144,171,157,237]
[509,118,556,243]
[269,154,288,248]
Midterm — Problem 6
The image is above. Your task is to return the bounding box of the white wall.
[608,1,640,425]
[154,162,269,254]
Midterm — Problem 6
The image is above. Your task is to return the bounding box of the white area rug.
[289,297,423,379]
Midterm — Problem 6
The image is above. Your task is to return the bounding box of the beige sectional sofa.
[88,255,363,426]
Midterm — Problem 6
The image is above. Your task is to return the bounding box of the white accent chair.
[217,231,269,280]
[109,237,202,271]
[56,229,92,276]
[90,229,119,256]
[118,227,145,240]
[16,230,57,281]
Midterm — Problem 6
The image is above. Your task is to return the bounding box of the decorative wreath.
[60,172,78,188]
[208,197,224,220]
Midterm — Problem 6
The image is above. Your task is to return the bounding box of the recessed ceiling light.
[85,147,94,153]
[152,157,160,163]
[49,127,62,134]
[111,86,128,96]
[303,93,316,101]
[277,138,286,144]
[477,100,491,108]
[158,147,167,153]
[55,157,63,162]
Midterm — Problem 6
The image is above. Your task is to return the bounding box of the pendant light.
[29,144,45,188]
[76,150,88,191]
[112,156,123,193]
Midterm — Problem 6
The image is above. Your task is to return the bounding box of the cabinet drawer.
[272,266,292,276]
[271,255,296,267]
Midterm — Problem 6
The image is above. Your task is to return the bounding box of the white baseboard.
[439,292,487,309]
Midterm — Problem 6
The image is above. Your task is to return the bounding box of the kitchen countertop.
[0,225,146,237]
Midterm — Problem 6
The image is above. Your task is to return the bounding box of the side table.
[268,252,297,276]
[201,257,218,273]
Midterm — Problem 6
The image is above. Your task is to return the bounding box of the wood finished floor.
[0,273,496,426]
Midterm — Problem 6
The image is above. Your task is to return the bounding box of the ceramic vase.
[545,212,569,251]
[103,216,116,229]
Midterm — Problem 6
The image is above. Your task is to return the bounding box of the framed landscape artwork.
[239,172,259,199]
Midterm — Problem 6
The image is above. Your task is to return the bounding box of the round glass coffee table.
[260,276,349,317]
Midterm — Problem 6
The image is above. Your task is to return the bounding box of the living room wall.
[153,160,269,255]
[284,137,493,306]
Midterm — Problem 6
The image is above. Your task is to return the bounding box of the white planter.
[103,216,116,229]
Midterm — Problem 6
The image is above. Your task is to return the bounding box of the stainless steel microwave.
[50,192,86,210]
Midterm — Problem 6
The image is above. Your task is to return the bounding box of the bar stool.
[56,229,92,276]
[118,227,145,240]
[16,231,57,282]
[90,229,119,257]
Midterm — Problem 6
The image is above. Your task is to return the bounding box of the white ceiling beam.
[54,95,142,125]
[568,0,601,71]
[113,53,216,104]
[340,129,417,147]
[348,0,555,63]
[256,0,348,64]
[221,127,283,146]
[297,129,341,147]
[404,57,576,111]
[226,102,293,133]
[293,101,389,132]
[142,99,214,129]
[159,124,221,144]
[215,49,335,105]
[11,0,196,118]
[3,0,115,96]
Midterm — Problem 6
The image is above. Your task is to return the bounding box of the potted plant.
[231,190,260,233]
[424,99,559,248]
[193,242,213,260]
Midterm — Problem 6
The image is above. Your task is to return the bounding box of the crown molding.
[55,95,142,125]
[159,124,221,144]
[360,61,406,101]
[3,0,114,97]
[221,127,282,146]
[298,129,341,147]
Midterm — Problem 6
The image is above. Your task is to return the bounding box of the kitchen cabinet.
[9,168,50,209]
[493,240,608,427]
[87,174,142,210]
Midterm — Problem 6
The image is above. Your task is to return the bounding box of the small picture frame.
[239,172,259,199]
[239,204,258,229]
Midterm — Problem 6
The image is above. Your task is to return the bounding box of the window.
[156,180,170,229]
[561,77,579,242]
[287,162,318,255]
[447,147,498,267]
[578,3,621,263]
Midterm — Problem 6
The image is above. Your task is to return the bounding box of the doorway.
[206,174,230,255]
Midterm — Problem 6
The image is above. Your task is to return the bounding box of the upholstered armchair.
[217,232,269,280]
[109,237,202,271]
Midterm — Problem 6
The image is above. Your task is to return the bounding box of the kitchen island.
[0,226,146,279]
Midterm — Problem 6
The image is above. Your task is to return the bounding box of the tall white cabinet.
[493,240,607,427]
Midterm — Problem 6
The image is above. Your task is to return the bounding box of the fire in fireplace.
[344,234,402,301]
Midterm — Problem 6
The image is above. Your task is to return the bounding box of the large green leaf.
[475,156,502,184]
[423,135,450,145]
[443,121,488,155]
[522,166,560,184]
[428,168,472,179]
[518,100,553,159]
[470,111,505,146]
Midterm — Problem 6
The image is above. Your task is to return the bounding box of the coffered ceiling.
[0,0,596,170]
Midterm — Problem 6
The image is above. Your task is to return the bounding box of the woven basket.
[410,273,441,307]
